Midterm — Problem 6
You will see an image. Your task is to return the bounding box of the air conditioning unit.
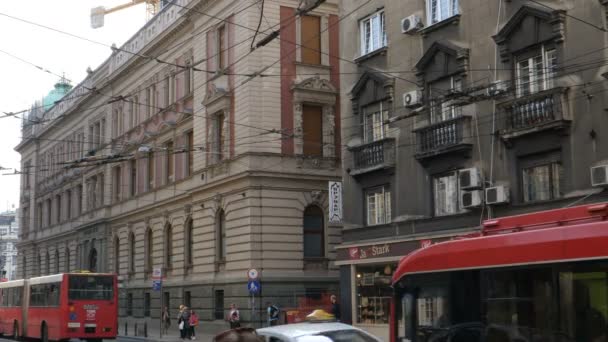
[403,90,422,108]
[591,165,608,187]
[461,190,483,209]
[485,185,510,205]
[459,168,482,189]
[401,15,422,34]
[487,80,509,97]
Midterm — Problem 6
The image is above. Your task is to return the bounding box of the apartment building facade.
[0,211,19,281]
[16,0,342,327]
[338,0,608,339]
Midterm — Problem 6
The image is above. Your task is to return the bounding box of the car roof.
[256,322,357,338]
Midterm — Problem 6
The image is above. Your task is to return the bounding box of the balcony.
[349,138,395,176]
[500,87,570,141]
[414,116,472,161]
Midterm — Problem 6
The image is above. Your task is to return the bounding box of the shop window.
[427,0,459,25]
[433,172,464,216]
[302,105,323,156]
[366,186,391,226]
[356,264,395,325]
[301,15,321,65]
[359,10,386,56]
[303,205,324,258]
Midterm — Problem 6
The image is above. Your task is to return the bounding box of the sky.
[0,1,149,213]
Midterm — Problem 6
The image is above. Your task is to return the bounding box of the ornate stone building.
[16,0,341,329]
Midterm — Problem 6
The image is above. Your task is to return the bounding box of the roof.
[393,202,608,283]
[256,322,357,338]
[0,279,25,288]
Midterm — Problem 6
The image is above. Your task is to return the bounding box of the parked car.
[256,322,383,342]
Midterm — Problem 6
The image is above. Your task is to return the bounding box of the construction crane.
[90,0,168,29]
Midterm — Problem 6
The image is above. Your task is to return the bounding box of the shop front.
[336,237,449,341]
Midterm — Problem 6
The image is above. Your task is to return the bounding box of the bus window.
[12,287,21,307]
[559,269,608,342]
[68,275,114,300]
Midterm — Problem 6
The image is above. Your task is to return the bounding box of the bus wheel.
[12,322,19,341]
[41,323,48,342]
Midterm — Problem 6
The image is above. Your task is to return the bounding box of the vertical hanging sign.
[329,181,343,223]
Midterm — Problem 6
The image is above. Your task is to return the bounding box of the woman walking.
[162,306,171,335]
[189,309,199,340]
[178,305,191,340]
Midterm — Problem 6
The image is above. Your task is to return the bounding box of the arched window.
[145,228,153,273]
[45,252,50,275]
[55,249,60,273]
[65,247,71,272]
[89,248,97,273]
[164,224,173,268]
[113,237,120,273]
[129,232,135,273]
[303,205,324,258]
[216,210,226,261]
[185,218,193,267]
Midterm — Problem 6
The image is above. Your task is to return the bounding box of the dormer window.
[516,46,557,97]
[359,10,386,56]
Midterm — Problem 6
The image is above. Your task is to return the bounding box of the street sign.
[152,267,163,279]
[247,268,259,280]
[247,280,261,294]
[152,280,162,291]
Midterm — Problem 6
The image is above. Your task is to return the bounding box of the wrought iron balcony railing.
[350,138,395,175]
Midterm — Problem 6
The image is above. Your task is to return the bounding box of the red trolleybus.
[0,272,117,342]
[390,203,608,342]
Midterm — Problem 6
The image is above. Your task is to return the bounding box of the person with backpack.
[266,302,280,326]
[189,309,199,340]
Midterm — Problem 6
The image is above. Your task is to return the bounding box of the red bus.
[0,272,117,342]
[390,203,608,342]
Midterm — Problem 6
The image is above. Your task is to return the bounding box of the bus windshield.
[395,261,608,342]
[68,275,114,300]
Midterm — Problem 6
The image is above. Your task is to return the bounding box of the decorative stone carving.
[311,190,323,203]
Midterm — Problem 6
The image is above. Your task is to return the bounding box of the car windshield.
[314,330,377,342]
[68,275,114,300]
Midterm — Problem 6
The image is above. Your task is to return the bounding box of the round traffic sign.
[247,268,259,279]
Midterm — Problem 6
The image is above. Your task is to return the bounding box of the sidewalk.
[117,318,226,342]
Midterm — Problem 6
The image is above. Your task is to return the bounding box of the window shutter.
[301,15,321,65]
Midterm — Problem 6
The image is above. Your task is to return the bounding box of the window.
[66,190,72,219]
[163,292,170,317]
[216,210,226,261]
[303,205,324,258]
[30,283,61,307]
[302,105,323,156]
[144,292,151,317]
[164,224,173,268]
[127,293,133,316]
[430,77,462,123]
[147,152,155,191]
[145,88,152,119]
[129,232,135,273]
[186,131,194,176]
[45,252,50,275]
[184,291,191,309]
[130,159,137,197]
[45,199,52,227]
[213,113,226,162]
[433,172,464,216]
[77,184,83,215]
[55,250,60,274]
[36,202,42,230]
[516,47,557,97]
[301,15,321,65]
[145,228,153,274]
[184,62,193,95]
[360,10,386,56]
[150,84,157,112]
[363,106,388,143]
[218,26,226,70]
[65,247,71,272]
[89,248,97,273]
[186,219,193,267]
[113,237,119,273]
[133,96,140,125]
[112,110,119,138]
[113,166,122,202]
[366,186,392,226]
[165,141,174,184]
[427,0,459,25]
[55,194,62,223]
[214,290,225,320]
[522,162,563,202]
[22,256,27,278]
[24,160,31,189]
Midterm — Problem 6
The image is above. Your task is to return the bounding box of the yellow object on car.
[305,310,335,321]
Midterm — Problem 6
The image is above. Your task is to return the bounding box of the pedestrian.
[189,309,199,340]
[330,295,341,321]
[266,302,280,326]
[226,303,241,329]
[162,306,171,335]
[178,305,191,340]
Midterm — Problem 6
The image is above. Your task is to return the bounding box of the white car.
[256,322,383,342]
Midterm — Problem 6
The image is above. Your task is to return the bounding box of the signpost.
[152,268,163,338]
[247,269,259,325]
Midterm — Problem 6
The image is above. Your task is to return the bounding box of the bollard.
[135,323,138,336]
[124,322,128,336]
[144,322,148,337]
